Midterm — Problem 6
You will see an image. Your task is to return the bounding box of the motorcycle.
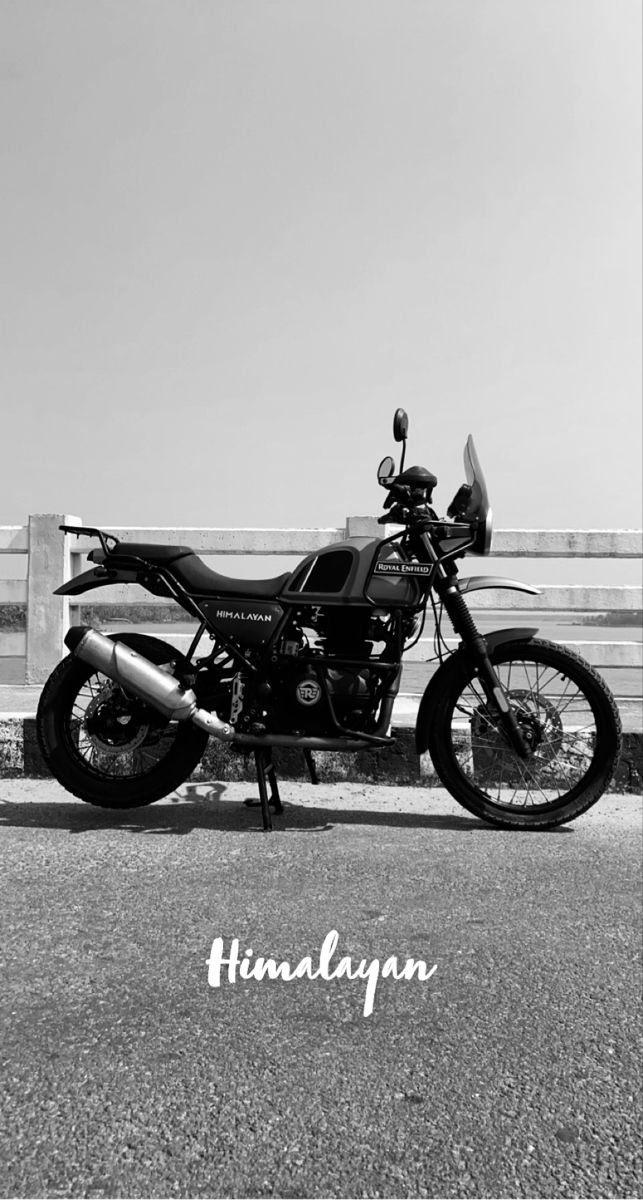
[37,409,622,830]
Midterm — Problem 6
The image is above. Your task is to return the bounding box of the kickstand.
[246,748,284,832]
[303,749,319,785]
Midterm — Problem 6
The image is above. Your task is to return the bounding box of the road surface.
[1,780,641,1198]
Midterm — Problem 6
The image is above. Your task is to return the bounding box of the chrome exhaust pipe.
[65,627,235,741]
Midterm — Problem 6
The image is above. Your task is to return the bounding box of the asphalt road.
[0,780,641,1200]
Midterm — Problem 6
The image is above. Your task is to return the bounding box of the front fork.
[435,575,531,760]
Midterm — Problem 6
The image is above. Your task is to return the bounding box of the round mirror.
[377,455,396,485]
[393,408,409,442]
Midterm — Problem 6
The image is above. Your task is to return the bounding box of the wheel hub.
[471,688,564,766]
[84,684,153,757]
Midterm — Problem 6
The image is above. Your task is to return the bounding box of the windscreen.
[463,435,490,524]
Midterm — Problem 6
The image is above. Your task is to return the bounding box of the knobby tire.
[37,647,209,810]
[425,638,622,829]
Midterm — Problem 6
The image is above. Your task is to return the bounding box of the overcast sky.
[1,0,641,545]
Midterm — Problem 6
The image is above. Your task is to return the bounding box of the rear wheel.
[426,638,622,828]
[37,638,209,809]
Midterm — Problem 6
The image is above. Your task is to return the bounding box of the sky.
[1,0,641,556]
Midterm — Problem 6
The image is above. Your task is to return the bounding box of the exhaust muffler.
[65,626,235,741]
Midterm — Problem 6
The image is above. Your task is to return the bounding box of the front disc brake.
[471,687,564,770]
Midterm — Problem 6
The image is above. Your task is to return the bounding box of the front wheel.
[426,638,622,828]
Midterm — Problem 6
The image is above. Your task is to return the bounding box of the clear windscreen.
[463,435,490,523]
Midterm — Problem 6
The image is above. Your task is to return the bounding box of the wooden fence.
[0,515,641,686]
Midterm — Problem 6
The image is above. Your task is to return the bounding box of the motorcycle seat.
[111,543,291,599]
[110,542,194,564]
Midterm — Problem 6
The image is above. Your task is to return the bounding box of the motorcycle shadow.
[0,784,571,835]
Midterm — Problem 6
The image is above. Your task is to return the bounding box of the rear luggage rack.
[59,525,121,556]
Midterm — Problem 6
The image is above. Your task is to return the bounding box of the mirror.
[377,455,396,485]
[393,408,409,442]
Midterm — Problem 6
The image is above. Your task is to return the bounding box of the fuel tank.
[280,537,423,608]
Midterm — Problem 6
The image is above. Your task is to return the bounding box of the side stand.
[303,749,318,784]
[244,747,318,831]
[248,748,284,832]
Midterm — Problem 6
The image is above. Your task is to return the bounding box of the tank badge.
[374,561,432,575]
[296,679,322,706]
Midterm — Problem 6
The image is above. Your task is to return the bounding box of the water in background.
[2,610,640,697]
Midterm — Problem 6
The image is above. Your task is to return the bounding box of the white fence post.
[26,514,81,684]
[346,516,381,538]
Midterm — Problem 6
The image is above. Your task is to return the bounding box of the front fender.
[458,575,541,598]
[414,626,539,754]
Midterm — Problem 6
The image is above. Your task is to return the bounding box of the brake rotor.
[83,682,154,757]
[471,688,564,767]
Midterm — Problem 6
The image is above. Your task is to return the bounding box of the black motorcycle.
[37,410,622,830]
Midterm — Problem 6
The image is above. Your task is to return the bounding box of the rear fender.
[55,565,175,600]
[55,566,139,596]
[414,626,539,753]
[106,631,193,673]
[62,630,194,677]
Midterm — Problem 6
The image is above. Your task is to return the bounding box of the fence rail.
[0,515,641,685]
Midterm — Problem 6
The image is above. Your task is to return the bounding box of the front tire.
[37,637,209,809]
[425,638,622,828]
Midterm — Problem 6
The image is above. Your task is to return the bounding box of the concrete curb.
[1,713,641,793]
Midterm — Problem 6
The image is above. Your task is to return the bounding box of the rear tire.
[425,638,622,828]
[37,638,209,809]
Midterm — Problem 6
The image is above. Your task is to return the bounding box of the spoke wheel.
[71,673,182,780]
[37,640,209,809]
[427,638,622,828]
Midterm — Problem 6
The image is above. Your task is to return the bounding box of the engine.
[269,606,396,734]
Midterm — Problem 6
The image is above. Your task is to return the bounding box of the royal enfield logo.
[296,679,322,706]
[374,561,432,576]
